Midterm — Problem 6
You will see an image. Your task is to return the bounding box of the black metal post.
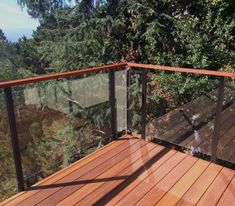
[38,85,43,108]
[141,69,147,139]
[211,77,225,162]
[4,87,25,192]
[68,80,73,114]
[109,69,117,139]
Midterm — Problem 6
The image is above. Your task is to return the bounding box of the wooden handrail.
[0,63,127,88]
[0,62,234,88]
[127,62,235,78]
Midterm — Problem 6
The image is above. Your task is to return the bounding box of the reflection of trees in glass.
[147,72,217,119]
[15,77,111,185]
[0,110,17,201]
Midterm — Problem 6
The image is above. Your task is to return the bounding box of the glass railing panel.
[146,70,220,158]
[0,90,17,201]
[217,77,235,165]
[127,70,142,132]
[11,71,112,187]
[115,70,127,132]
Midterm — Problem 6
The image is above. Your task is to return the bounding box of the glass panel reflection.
[146,71,220,157]
[0,90,17,201]
[12,72,112,186]
[217,78,235,164]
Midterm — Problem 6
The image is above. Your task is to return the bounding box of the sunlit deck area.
[1,135,234,206]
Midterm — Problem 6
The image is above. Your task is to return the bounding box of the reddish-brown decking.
[1,135,234,206]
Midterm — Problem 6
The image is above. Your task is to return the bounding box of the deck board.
[78,148,178,206]
[197,168,234,206]
[176,163,223,206]
[112,152,187,206]
[105,148,180,205]
[135,156,198,206]
[1,135,235,206]
[17,137,141,206]
[155,159,209,206]
[56,141,158,206]
[217,176,235,206]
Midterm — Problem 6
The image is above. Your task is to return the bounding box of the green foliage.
[14,0,234,71]
[0,29,38,81]
[0,29,19,81]
[0,114,17,201]
[147,71,217,119]
[128,73,142,130]
[17,0,72,20]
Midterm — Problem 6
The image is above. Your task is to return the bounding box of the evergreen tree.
[17,0,234,70]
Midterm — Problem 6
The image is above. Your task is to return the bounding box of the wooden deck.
[1,135,235,206]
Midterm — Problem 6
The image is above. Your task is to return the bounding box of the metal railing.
[0,62,234,193]
[128,63,234,164]
[0,63,126,192]
[128,63,234,161]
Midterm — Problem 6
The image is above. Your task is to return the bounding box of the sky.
[0,0,39,42]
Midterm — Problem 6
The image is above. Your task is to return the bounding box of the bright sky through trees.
[0,0,39,41]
